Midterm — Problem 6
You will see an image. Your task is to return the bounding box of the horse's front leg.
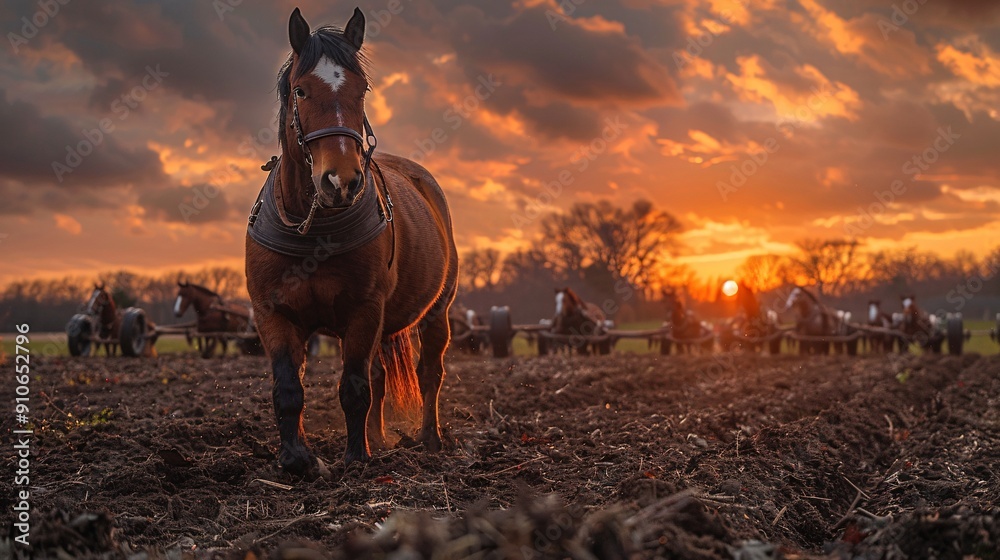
[256,313,314,476]
[340,307,383,466]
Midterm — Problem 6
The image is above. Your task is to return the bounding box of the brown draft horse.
[865,299,895,353]
[900,295,943,353]
[661,287,713,353]
[174,281,256,358]
[553,287,607,355]
[783,286,857,355]
[245,8,458,476]
[732,282,781,353]
[86,284,158,357]
[448,303,487,354]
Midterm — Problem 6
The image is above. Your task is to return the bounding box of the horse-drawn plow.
[65,282,264,358]
[451,294,992,359]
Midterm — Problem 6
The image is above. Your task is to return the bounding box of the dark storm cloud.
[17,0,289,136]
[137,184,236,225]
[446,5,680,106]
[0,89,165,188]
[646,102,743,145]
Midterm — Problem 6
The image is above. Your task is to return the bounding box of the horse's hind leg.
[367,356,388,451]
[416,290,455,452]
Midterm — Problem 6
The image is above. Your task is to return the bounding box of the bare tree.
[539,199,681,288]
[790,238,865,296]
[736,254,790,293]
[460,249,503,291]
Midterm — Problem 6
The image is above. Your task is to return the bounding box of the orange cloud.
[937,37,1000,87]
[796,0,932,78]
[54,214,82,235]
[726,56,861,122]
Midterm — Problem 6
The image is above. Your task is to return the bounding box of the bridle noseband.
[288,91,392,235]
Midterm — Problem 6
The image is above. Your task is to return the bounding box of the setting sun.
[722,280,739,297]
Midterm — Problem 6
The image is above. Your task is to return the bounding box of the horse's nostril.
[348,172,363,194]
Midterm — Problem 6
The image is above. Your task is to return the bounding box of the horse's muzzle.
[314,169,363,208]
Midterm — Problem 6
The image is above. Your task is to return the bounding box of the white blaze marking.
[555,292,564,315]
[785,288,800,309]
[903,297,913,310]
[174,296,183,316]
[466,309,475,325]
[869,304,878,322]
[313,57,346,92]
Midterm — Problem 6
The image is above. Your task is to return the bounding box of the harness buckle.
[248,199,262,226]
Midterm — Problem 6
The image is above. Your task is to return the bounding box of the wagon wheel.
[119,308,148,357]
[489,306,513,358]
[66,314,94,357]
[946,313,964,356]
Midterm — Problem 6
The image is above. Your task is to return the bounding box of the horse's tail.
[377,327,422,419]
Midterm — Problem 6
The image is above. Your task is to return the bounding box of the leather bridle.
[287,90,393,235]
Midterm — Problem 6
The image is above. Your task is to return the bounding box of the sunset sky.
[1,0,999,287]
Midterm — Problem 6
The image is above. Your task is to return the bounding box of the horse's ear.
[554,287,560,294]
[343,7,365,50]
[289,8,310,55]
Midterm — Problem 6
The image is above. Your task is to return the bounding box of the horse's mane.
[277,26,371,149]
[663,289,685,312]
[185,283,224,303]
[559,287,583,306]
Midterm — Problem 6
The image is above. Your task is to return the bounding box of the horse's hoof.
[418,430,442,452]
[343,448,371,467]
[278,445,316,477]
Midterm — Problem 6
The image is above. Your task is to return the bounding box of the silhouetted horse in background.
[661,287,713,354]
[553,287,607,355]
[901,295,943,353]
[174,281,257,358]
[865,299,895,353]
[448,304,488,354]
[245,8,458,476]
[784,286,857,355]
[86,284,157,356]
[724,282,782,354]
[87,284,120,356]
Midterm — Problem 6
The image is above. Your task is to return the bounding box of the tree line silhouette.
[3,199,999,331]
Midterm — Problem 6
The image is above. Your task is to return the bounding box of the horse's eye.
[294,87,306,99]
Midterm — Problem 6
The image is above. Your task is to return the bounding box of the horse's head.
[175,280,193,318]
[554,287,581,320]
[901,294,918,327]
[661,288,683,319]
[87,284,110,314]
[280,7,371,209]
[868,299,881,322]
[783,287,803,313]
